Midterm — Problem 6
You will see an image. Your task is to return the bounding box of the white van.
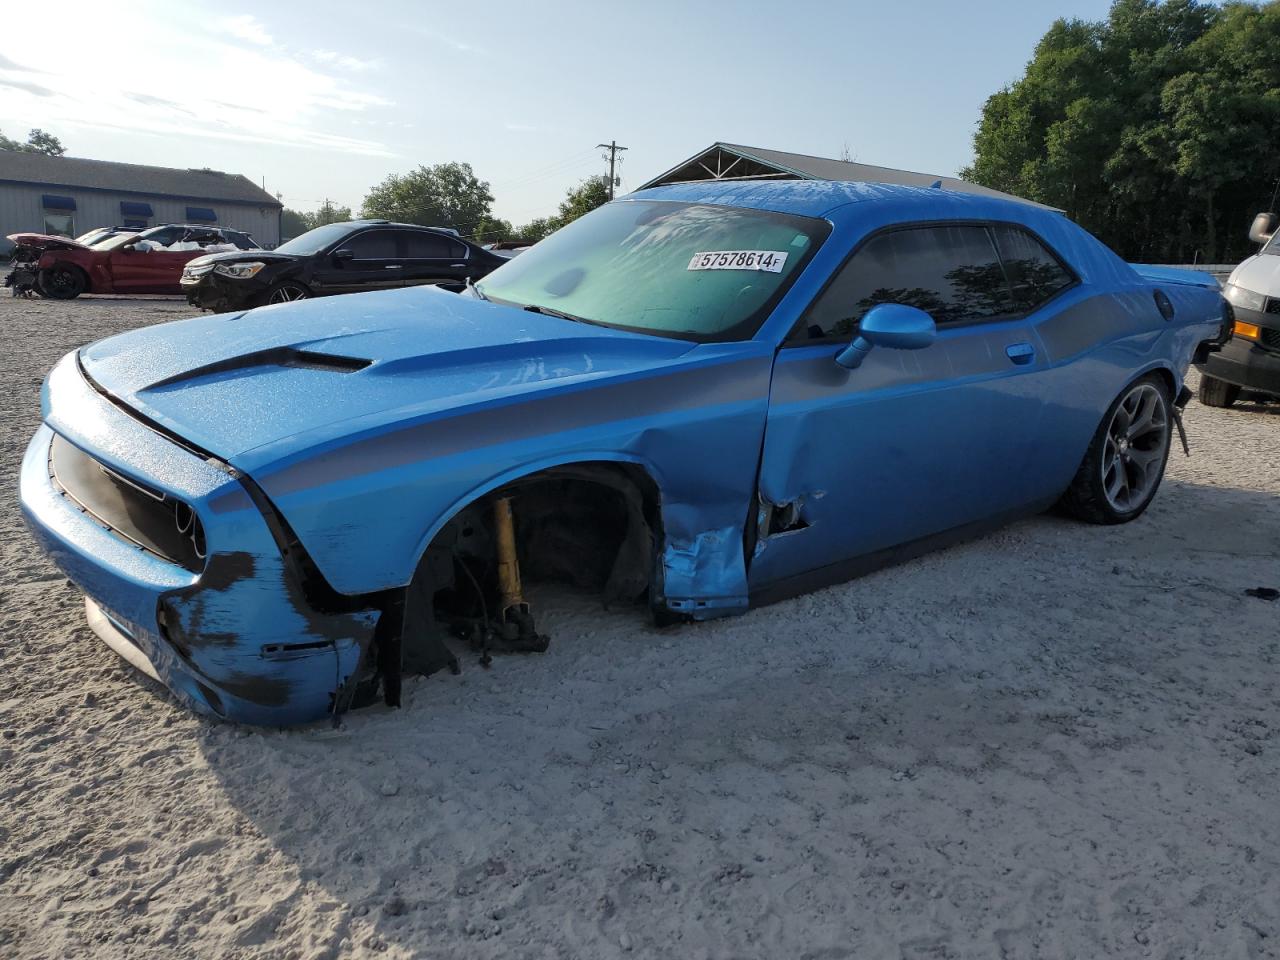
[1198,212,1280,406]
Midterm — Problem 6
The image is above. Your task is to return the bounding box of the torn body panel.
[21,354,378,725]
[247,337,776,612]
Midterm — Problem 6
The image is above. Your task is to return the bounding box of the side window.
[145,227,182,246]
[991,225,1074,310]
[799,225,1015,340]
[404,231,453,258]
[346,230,399,260]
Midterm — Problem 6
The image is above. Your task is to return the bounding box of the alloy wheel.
[1101,382,1169,512]
[268,285,308,304]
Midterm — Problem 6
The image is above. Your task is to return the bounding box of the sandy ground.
[1,294,1278,960]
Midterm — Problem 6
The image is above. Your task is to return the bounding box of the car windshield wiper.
[522,303,596,326]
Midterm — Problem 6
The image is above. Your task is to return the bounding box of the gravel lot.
[1,294,1278,960]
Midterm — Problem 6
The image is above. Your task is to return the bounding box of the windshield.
[94,232,143,251]
[475,200,828,341]
[275,222,357,256]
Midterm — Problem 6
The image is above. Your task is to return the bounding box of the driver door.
[749,222,1059,594]
[312,228,406,295]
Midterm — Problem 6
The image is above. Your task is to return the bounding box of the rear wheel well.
[1149,365,1176,400]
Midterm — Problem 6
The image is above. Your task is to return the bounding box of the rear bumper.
[1198,335,1280,397]
[19,356,380,725]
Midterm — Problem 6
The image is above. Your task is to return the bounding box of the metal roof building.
[0,150,283,246]
[640,142,1053,209]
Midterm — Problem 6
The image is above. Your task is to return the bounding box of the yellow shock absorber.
[488,495,547,651]
[492,495,526,620]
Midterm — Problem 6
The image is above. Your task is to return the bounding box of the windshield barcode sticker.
[687,250,788,273]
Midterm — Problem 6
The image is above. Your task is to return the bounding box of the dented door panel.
[749,319,1052,590]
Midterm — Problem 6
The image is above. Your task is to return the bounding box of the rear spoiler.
[1129,264,1222,290]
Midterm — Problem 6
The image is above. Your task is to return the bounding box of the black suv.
[181,219,505,311]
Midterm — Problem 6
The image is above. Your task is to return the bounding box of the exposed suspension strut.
[489,495,549,653]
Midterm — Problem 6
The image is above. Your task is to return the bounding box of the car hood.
[77,285,696,470]
[184,249,292,268]
[7,232,88,252]
[1228,253,1280,297]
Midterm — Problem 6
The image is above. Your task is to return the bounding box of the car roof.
[628,179,1057,223]
[148,223,244,233]
[348,220,463,235]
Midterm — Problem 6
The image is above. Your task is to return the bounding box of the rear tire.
[1197,374,1239,408]
[38,265,86,300]
[1059,374,1172,525]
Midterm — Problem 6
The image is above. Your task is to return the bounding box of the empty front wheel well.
[351,460,667,709]
[421,461,664,609]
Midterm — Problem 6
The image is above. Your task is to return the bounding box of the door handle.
[1005,342,1035,365]
[384,264,403,270]
[450,263,467,268]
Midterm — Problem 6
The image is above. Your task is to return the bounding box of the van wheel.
[1059,374,1172,525]
[1197,374,1239,408]
[38,265,86,299]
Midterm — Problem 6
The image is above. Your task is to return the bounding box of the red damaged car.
[6,224,259,299]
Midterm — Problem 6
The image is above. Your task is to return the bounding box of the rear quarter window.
[991,224,1075,310]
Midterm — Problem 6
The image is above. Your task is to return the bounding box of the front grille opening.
[49,434,207,572]
[1260,326,1280,353]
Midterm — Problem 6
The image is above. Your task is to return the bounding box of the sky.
[0,0,1120,227]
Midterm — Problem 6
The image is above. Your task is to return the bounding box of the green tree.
[554,175,611,226]
[0,127,66,155]
[515,217,556,243]
[361,162,493,235]
[281,208,309,238]
[963,0,1280,263]
[305,200,352,228]
[471,216,515,244]
[514,176,612,242]
[282,201,354,239]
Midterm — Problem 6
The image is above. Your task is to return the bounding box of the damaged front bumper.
[18,355,379,725]
[181,270,265,313]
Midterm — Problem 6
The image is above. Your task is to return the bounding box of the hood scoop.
[143,347,371,392]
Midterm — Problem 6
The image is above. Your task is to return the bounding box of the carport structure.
[640,142,1051,208]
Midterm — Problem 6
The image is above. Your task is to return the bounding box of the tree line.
[962,0,1280,264]
[282,164,610,244]
[0,128,65,156]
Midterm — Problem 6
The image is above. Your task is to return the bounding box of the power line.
[490,150,599,190]
[596,140,628,200]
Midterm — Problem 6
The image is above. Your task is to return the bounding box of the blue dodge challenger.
[20,180,1229,725]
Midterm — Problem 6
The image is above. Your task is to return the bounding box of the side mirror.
[1249,212,1276,245]
[332,248,353,263]
[835,303,937,370]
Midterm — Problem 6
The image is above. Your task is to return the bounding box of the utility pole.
[597,140,629,200]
